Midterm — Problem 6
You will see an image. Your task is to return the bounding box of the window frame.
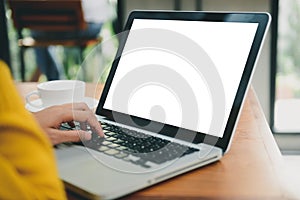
[270,0,300,154]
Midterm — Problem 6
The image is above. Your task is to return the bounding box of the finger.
[49,129,92,145]
[62,110,104,137]
[80,121,87,131]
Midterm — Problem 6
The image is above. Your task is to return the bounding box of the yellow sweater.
[0,61,66,199]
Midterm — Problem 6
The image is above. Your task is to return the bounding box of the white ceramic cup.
[26,80,86,108]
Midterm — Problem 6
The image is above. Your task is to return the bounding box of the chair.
[8,0,102,81]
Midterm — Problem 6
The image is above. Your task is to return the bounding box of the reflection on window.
[275,0,300,132]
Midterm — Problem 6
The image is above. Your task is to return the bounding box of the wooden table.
[16,82,299,199]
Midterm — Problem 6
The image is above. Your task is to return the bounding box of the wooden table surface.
[16,82,299,200]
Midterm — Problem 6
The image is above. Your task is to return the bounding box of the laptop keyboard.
[60,122,199,168]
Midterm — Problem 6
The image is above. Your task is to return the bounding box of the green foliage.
[278,0,300,75]
[277,0,300,98]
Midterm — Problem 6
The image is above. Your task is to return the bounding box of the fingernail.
[100,132,105,138]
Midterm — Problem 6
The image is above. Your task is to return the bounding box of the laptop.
[55,10,271,199]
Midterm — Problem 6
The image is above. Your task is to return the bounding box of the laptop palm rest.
[55,144,221,199]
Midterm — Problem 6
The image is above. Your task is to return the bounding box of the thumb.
[48,129,92,145]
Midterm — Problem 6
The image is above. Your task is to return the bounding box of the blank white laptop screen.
[103,19,258,138]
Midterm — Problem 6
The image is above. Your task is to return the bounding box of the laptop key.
[71,122,199,168]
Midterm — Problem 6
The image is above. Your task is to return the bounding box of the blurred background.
[1,0,300,156]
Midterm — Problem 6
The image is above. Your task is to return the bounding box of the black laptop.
[55,10,271,200]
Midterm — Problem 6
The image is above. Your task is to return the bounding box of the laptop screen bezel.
[96,10,270,153]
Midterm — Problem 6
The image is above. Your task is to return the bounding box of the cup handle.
[25,90,43,108]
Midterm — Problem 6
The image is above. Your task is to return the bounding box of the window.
[271,0,300,154]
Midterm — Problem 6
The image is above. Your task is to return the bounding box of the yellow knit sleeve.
[0,60,66,199]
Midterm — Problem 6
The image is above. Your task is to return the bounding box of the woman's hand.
[33,102,104,145]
